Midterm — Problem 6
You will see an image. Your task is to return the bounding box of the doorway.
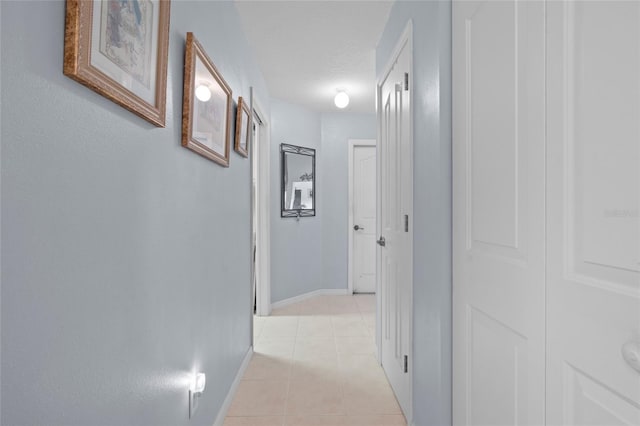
[376,22,414,422]
[348,139,377,294]
[249,92,271,328]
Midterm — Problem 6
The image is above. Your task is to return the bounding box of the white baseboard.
[271,288,350,310]
[213,347,253,426]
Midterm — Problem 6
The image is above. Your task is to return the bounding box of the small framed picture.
[63,0,171,127]
[181,32,232,167]
[235,97,250,157]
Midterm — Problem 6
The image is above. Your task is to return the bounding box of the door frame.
[375,20,414,422]
[348,139,377,295]
[250,89,271,318]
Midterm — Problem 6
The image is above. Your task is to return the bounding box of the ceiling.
[234,1,394,114]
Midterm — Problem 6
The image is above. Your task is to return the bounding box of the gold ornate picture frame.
[181,32,232,167]
[63,0,171,127]
[235,97,250,158]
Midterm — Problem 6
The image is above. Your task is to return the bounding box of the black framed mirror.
[281,143,316,218]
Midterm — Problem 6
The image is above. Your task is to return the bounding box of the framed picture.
[181,32,232,167]
[234,97,250,157]
[63,0,170,127]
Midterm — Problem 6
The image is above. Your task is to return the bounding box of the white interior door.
[453,1,546,424]
[546,2,640,423]
[378,29,412,419]
[350,141,377,294]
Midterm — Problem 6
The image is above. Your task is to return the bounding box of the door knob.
[377,236,386,247]
[354,225,364,231]
[622,341,640,373]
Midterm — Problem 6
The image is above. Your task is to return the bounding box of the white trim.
[212,347,253,426]
[378,21,413,87]
[347,139,377,295]
[271,289,350,310]
[375,19,414,425]
[250,90,272,317]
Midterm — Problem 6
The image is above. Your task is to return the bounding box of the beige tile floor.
[225,295,406,426]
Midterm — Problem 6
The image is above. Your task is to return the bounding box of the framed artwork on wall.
[181,32,232,167]
[63,0,171,127]
[234,97,250,157]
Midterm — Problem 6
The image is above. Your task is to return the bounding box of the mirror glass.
[281,143,316,217]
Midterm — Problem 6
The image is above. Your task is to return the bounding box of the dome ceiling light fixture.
[334,90,349,109]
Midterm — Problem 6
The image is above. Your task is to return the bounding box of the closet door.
[546,2,640,424]
[452,1,546,424]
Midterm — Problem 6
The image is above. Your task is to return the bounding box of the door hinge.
[403,355,408,373]
[404,73,409,90]
[404,214,409,232]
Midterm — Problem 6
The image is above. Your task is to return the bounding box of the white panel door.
[453,1,546,424]
[546,2,640,424]
[378,33,412,418]
[352,143,377,293]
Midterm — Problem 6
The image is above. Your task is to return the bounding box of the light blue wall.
[269,99,323,302]
[270,102,376,302]
[376,2,452,426]
[320,113,377,290]
[1,1,269,425]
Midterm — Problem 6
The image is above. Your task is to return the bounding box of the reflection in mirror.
[281,143,316,218]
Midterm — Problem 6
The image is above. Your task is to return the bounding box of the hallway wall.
[270,101,376,303]
[376,1,453,425]
[269,99,324,302]
[1,1,268,425]
[320,113,377,290]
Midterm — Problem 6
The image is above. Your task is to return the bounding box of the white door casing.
[377,22,413,421]
[349,140,377,294]
[546,2,640,423]
[250,90,271,318]
[453,1,546,424]
[250,105,259,328]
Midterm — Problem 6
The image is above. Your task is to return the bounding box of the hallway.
[224,295,406,425]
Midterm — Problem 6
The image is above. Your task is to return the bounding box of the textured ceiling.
[234,1,394,113]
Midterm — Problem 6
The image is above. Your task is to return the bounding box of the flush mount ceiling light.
[195,84,212,102]
[334,90,349,109]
